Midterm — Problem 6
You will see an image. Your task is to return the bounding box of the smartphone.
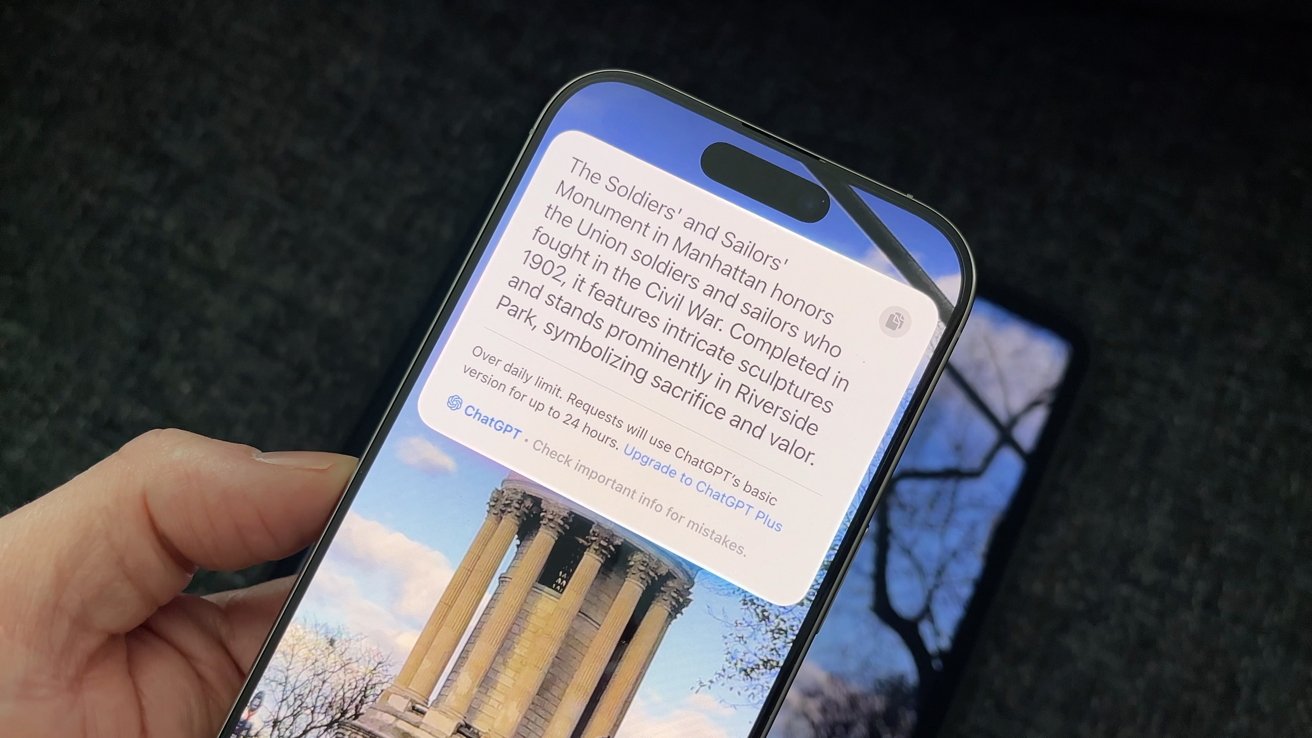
[771,292,1083,738]
[219,70,974,738]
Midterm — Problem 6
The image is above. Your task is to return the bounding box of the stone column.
[384,490,507,703]
[488,527,622,738]
[580,579,692,738]
[540,551,662,738]
[405,489,530,702]
[429,501,573,729]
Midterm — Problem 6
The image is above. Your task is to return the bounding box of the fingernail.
[252,450,341,470]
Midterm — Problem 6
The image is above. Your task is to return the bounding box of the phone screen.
[772,295,1079,738]
[223,72,972,738]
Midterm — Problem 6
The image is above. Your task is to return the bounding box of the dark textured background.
[3,1,1310,736]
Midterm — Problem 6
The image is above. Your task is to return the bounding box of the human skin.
[0,429,355,738]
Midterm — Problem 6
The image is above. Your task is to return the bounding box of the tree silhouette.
[705,307,1069,738]
[255,621,394,738]
[872,360,1057,711]
[698,517,851,704]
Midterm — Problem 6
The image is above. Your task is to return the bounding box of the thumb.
[0,429,355,654]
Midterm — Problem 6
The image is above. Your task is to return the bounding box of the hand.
[0,429,356,738]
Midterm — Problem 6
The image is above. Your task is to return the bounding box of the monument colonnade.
[373,482,693,738]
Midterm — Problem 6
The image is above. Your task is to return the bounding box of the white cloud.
[301,566,414,665]
[301,512,458,665]
[933,272,962,304]
[615,691,736,738]
[771,662,875,738]
[332,513,456,620]
[396,435,458,474]
[857,244,904,282]
[857,245,964,307]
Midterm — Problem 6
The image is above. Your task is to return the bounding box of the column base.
[339,700,445,738]
[420,706,464,736]
[451,722,485,738]
[375,684,430,713]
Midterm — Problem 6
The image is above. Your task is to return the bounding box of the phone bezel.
[218,69,977,738]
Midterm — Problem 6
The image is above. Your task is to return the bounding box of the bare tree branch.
[251,621,394,738]
[891,387,1054,485]
[872,500,937,708]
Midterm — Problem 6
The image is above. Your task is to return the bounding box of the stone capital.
[654,579,693,618]
[623,550,664,589]
[496,487,534,522]
[537,500,573,536]
[581,526,622,561]
[485,487,505,516]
